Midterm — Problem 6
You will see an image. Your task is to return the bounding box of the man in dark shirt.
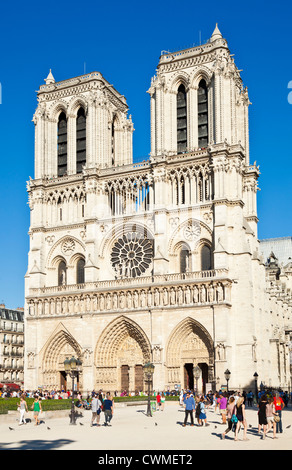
[182,392,196,426]
[103,392,114,426]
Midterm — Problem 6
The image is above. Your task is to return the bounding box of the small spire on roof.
[45,69,55,84]
[211,23,223,42]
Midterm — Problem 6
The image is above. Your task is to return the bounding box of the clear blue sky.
[0,0,291,308]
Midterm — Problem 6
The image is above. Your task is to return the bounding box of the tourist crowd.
[179,388,288,440]
[0,385,290,438]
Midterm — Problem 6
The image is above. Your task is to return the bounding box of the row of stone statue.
[29,282,227,316]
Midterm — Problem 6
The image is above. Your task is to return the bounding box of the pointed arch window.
[76,107,86,173]
[201,245,212,271]
[58,260,67,286]
[177,84,187,154]
[76,258,85,284]
[198,79,208,148]
[57,112,67,177]
[180,243,190,274]
[111,116,118,166]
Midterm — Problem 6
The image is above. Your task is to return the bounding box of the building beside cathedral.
[24,25,292,394]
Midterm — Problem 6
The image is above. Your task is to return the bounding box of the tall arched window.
[180,244,190,273]
[76,258,85,284]
[177,84,187,154]
[111,116,118,166]
[198,80,208,148]
[57,112,68,177]
[76,107,86,173]
[201,245,212,271]
[58,260,67,286]
[180,175,185,205]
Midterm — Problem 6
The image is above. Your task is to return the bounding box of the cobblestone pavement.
[0,402,291,451]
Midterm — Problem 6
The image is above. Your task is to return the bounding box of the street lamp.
[253,372,259,403]
[224,369,231,392]
[193,365,201,394]
[143,362,155,417]
[64,356,82,425]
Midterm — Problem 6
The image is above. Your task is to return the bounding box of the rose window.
[184,221,201,241]
[111,232,153,278]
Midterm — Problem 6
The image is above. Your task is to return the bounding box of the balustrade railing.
[29,269,228,296]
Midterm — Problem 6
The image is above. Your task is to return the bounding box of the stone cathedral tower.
[24,26,291,393]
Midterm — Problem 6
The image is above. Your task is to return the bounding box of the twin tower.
[33,24,250,178]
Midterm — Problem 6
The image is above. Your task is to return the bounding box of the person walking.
[258,394,268,439]
[179,390,185,407]
[31,397,42,426]
[198,396,210,426]
[247,391,253,407]
[160,392,165,411]
[156,392,161,411]
[195,396,201,425]
[103,392,114,426]
[273,392,285,434]
[266,396,278,439]
[221,396,236,440]
[234,396,248,441]
[90,394,102,427]
[182,392,196,426]
[17,396,28,425]
[219,392,228,425]
[215,393,221,414]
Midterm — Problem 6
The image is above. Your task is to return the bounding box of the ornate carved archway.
[40,324,82,390]
[94,316,151,392]
[166,317,214,390]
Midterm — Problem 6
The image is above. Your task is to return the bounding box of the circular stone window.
[111,232,153,278]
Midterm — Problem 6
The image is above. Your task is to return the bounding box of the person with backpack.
[90,394,102,427]
[221,396,236,439]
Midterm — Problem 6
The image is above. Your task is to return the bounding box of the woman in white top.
[17,396,28,425]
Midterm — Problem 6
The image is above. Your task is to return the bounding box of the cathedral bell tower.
[33,70,134,180]
[148,24,250,164]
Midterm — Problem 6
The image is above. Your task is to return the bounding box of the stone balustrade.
[27,270,231,317]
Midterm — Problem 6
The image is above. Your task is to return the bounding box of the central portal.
[120,364,145,392]
[121,365,129,391]
[95,316,152,392]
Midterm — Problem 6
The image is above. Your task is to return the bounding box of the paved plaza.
[0,402,291,451]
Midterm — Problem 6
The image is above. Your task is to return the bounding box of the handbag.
[231,414,238,423]
[274,414,280,423]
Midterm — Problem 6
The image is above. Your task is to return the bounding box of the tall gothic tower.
[33,70,133,180]
[148,24,250,162]
[24,26,291,393]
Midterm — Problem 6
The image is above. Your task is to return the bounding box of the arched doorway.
[166,317,214,393]
[95,316,151,393]
[41,326,82,391]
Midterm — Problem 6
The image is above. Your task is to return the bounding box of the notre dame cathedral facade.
[24,25,292,393]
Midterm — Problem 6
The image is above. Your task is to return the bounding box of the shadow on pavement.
[0,439,74,450]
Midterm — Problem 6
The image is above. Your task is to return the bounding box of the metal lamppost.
[224,369,231,392]
[143,362,155,417]
[253,372,259,403]
[64,356,82,425]
[193,365,201,394]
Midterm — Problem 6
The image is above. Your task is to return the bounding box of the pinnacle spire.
[45,69,55,84]
[211,23,223,41]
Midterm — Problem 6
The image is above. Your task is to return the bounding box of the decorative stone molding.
[27,274,231,318]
